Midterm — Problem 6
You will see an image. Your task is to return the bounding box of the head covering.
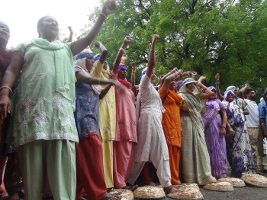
[175,80,183,92]
[226,86,238,92]
[0,21,10,33]
[38,16,57,27]
[223,90,237,104]
[75,49,102,94]
[182,78,196,85]
[118,63,128,71]
[140,67,155,79]
[94,54,101,62]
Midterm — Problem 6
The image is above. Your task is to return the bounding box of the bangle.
[215,82,219,84]
[119,48,125,53]
[221,125,226,129]
[99,13,107,19]
[150,49,155,52]
[99,78,101,84]
[0,86,12,94]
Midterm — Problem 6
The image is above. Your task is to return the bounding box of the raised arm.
[238,83,250,99]
[95,41,108,64]
[161,69,183,92]
[70,1,116,56]
[131,61,136,92]
[191,71,197,80]
[67,26,73,43]
[0,51,24,119]
[197,76,213,99]
[146,34,159,77]
[215,73,224,101]
[112,36,133,74]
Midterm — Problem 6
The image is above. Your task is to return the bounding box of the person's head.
[118,64,128,79]
[75,49,94,71]
[244,88,255,100]
[183,78,196,92]
[208,92,217,101]
[209,86,216,93]
[37,16,59,42]
[226,86,238,95]
[0,21,10,47]
[224,90,236,103]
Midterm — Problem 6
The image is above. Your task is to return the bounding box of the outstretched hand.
[215,73,220,82]
[183,71,192,77]
[131,61,137,70]
[199,75,206,82]
[68,26,73,32]
[102,0,116,16]
[124,36,134,44]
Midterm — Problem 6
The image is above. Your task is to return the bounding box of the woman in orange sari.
[159,69,191,185]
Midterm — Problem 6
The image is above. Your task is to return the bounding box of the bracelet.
[99,13,107,19]
[221,125,226,129]
[215,82,219,84]
[119,48,125,53]
[150,49,155,52]
[261,123,265,126]
[0,86,12,94]
[99,78,101,84]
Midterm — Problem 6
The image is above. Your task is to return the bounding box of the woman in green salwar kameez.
[0,1,116,200]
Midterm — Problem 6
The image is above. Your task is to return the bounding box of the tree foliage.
[80,0,267,102]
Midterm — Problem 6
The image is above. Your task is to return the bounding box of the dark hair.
[244,88,253,99]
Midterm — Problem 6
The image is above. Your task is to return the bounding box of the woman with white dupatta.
[128,34,177,194]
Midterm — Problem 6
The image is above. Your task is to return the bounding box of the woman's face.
[227,93,235,102]
[118,69,127,79]
[208,93,216,101]
[169,80,176,91]
[39,18,59,41]
[211,89,216,93]
[150,72,157,84]
[186,82,195,92]
[0,24,10,47]
[103,61,108,70]
[85,57,94,72]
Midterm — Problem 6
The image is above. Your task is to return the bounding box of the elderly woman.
[201,91,228,179]
[111,37,137,190]
[159,69,191,185]
[0,2,116,199]
[74,49,123,200]
[222,90,255,177]
[128,34,177,194]
[91,37,132,190]
[178,77,216,185]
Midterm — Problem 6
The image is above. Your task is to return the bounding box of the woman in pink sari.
[112,37,137,190]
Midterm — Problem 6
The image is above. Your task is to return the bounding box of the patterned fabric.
[7,39,78,147]
[91,62,116,141]
[115,77,137,142]
[134,74,168,162]
[159,88,182,147]
[222,90,255,176]
[178,84,216,185]
[74,67,100,138]
[202,99,227,179]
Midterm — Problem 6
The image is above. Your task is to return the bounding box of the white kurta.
[128,74,171,187]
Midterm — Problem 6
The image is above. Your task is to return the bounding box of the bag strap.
[161,92,169,105]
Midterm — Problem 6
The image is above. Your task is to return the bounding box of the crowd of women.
[0,1,265,200]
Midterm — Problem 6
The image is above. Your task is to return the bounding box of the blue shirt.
[258,101,267,127]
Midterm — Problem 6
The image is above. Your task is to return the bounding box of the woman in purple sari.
[202,92,228,179]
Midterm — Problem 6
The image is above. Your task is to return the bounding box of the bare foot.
[164,186,178,194]
[101,192,120,200]
[122,184,138,191]
[256,170,264,175]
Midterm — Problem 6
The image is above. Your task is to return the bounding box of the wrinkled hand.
[229,128,235,137]
[94,41,101,48]
[215,73,220,82]
[102,0,116,16]
[124,36,133,44]
[68,26,73,32]
[220,127,226,137]
[177,69,183,75]
[0,94,11,120]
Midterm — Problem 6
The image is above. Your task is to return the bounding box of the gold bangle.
[99,13,107,19]
[0,86,12,94]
